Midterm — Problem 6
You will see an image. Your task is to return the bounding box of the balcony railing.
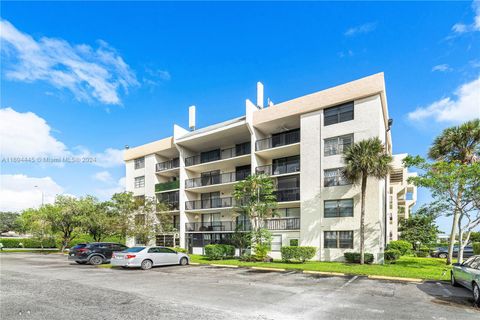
[185,217,300,232]
[157,201,179,211]
[185,221,251,232]
[155,180,180,192]
[255,130,300,151]
[156,158,179,172]
[275,188,300,202]
[256,162,300,176]
[266,217,300,230]
[185,197,233,210]
[185,145,251,167]
[185,171,250,189]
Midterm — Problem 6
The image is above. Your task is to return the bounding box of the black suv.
[68,242,128,265]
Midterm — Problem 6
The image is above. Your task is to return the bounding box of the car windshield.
[123,247,145,253]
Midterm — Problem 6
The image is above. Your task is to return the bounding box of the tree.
[17,208,53,248]
[109,192,141,238]
[399,206,440,250]
[80,196,118,242]
[427,119,480,264]
[126,197,158,245]
[233,174,277,260]
[0,212,21,233]
[342,137,392,264]
[49,195,85,252]
[470,231,480,243]
[405,157,480,263]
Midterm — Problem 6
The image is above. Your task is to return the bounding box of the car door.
[147,247,161,266]
[157,247,179,265]
[458,256,476,286]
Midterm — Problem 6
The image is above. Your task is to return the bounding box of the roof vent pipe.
[189,105,196,131]
[257,82,264,109]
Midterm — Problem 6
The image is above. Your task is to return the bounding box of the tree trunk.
[360,174,367,265]
[447,211,460,265]
[458,230,471,264]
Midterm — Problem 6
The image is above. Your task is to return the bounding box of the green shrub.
[344,252,374,264]
[384,249,401,263]
[239,253,257,262]
[204,244,235,260]
[414,250,429,257]
[473,243,480,255]
[0,237,57,248]
[281,246,316,263]
[386,240,412,256]
[169,247,187,253]
[289,239,299,246]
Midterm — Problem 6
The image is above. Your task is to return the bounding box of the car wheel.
[75,261,87,265]
[473,283,480,307]
[450,271,460,287]
[438,253,448,259]
[89,255,103,265]
[179,257,188,266]
[141,259,153,270]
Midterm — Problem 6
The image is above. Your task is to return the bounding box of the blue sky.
[1,1,479,233]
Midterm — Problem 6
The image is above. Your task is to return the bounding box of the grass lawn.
[189,255,452,281]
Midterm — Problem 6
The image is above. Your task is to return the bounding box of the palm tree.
[342,137,392,264]
[427,119,480,264]
[233,174,277,257]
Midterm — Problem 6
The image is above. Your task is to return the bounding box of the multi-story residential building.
[124,72,416,262]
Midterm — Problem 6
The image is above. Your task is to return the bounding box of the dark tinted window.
[324,102,354,126]
[324,199,354,218]
[158,248,176,254]
[72,244,87,249]
[148,247,161,253]
[124,247,145,253]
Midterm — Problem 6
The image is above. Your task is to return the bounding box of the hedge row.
[344,252,374,264]
[0,238,57,248]
[473,242,480,255]
[204,244,235,260]
[281,246,316,263]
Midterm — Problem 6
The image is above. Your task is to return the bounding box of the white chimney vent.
[189,105,196,131]
[257,82,264,109]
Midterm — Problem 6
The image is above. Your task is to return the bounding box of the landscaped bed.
[189,255,452,281]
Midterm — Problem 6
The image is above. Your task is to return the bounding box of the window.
[276,207,300,217]
[134,176,145,188]
[324,199,354,217]
[148,247,161,253]
[158,247,176,254]
[324,102,354,126]
[134,157,145,169]
[271,235,282,251]
[324,168,349,187]
[235,141,251,156]
[272,155,300,175]
[324,134,353,156]
[200,149,220,163]
[324,231,353,248]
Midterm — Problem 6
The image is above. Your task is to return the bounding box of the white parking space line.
[436,282,452,297]
[339,275,358,290]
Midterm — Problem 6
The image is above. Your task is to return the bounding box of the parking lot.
[0,253,478,319]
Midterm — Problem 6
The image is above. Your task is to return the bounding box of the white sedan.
[111,246,189,270]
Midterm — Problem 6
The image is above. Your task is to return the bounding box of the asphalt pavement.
[0,253,478,320]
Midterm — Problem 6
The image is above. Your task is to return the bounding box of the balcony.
[155,180,180,193]
[265,217,300,230]
[157,201,179,211]
[275,188,300,202]
[185,217,300,232]
[256,162,300,176]
[156,158,179,172]
[185,197,233,210]
[185,171,250,190]
[255,130,300,151]
[185,145,251,167]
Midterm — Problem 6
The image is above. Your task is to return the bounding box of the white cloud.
[452,0,480,33]
[0,19,138,105]
[94,177,126,200]
[408,76,480,123]
[0,107,124,168]
[92,171,113,183]
[0,107,68,158]
[0,174,64,212]
[432,64,452,72]
[344,22,377,37]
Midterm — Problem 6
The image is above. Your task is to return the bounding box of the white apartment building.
[124,73,416,262]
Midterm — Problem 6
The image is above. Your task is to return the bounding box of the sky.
[0,1,479,233]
